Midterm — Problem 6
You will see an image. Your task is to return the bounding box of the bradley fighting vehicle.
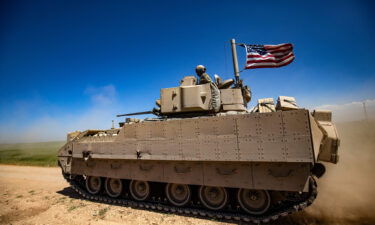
[58,40,339,223]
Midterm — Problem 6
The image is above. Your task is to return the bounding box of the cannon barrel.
[116,111,154,117]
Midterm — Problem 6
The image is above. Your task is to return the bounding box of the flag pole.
[230,39,240,86]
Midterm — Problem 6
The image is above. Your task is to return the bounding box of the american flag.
[244,43,295,69]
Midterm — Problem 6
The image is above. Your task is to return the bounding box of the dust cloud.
[272,120,375,225]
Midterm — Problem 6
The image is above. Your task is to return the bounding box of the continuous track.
[62,172,317,224]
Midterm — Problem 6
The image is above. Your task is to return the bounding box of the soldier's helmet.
[195,65,206,76]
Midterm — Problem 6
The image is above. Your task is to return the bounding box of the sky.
[0,0,374,143]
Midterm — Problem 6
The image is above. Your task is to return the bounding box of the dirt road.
[0,165,233,225]
[0,163,374,225]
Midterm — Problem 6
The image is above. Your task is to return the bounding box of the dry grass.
[0,141,64,167]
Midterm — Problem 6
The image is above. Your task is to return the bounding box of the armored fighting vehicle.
[58,39,339,223]
[58,69,339,223]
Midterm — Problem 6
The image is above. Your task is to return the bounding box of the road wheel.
[129,180,150,201]
[237,189,271,215]
[165,183,191,206]
[199,186,228,210]
[85,176,102,195]
[105,178,123,198]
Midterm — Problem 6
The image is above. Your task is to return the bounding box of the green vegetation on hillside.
[0,141,65,167]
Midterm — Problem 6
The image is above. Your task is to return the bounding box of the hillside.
[0,141,65,167]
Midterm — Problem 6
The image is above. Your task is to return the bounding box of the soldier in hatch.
[195,65,221,112]
[195,65,212,84]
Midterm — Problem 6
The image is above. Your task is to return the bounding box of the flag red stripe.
[264,43,292,50]
[247,53,294,63]
[245,58,294,69]
[268,47,293,54]
[246,55,294,66]
[245,56,295,69]
[266,47,292,54]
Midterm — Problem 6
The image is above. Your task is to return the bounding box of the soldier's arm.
[200,73,212,84]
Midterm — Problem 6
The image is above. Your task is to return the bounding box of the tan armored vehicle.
[58,39,339,223]
[58,68,339,223]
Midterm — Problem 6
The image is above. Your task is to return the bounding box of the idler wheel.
[129,180,150,201]
[85,176,102,195]
[199,186,228,210]
[165,183,191,206]
[237,189,271,215]
[105,178,123,198]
